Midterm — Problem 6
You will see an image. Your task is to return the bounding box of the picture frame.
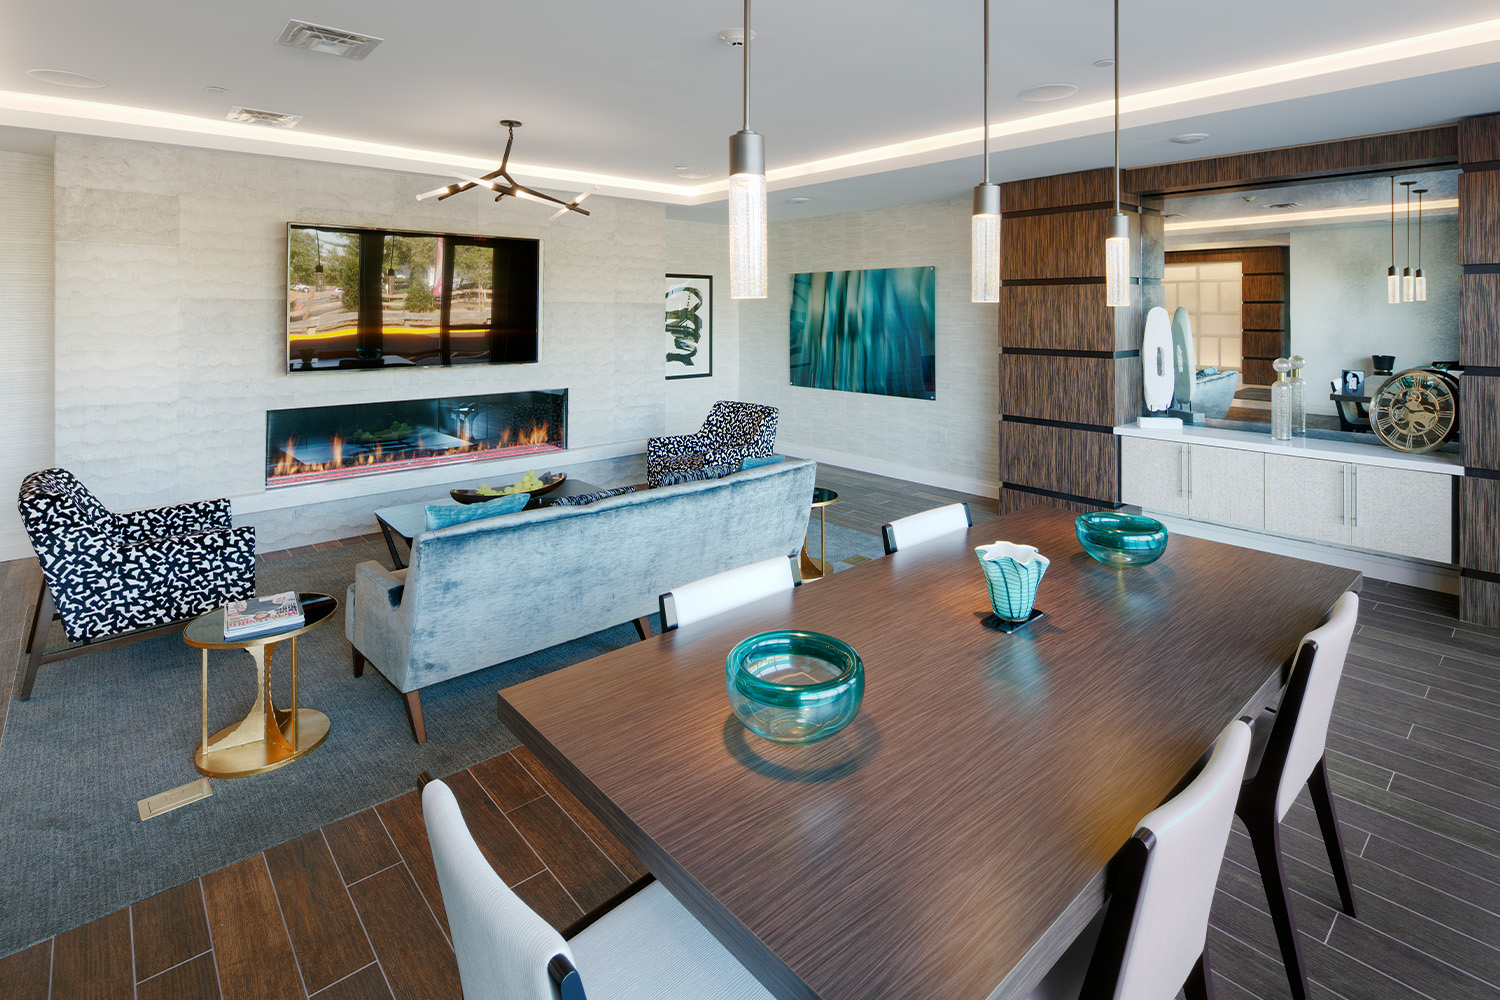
[789,266,936,400]
[665,273,713,379]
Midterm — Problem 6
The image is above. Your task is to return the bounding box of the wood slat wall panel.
[1001,211,1106,281]
[1460,477,1500,575]
[999,355,1120,426]
[1243,273,1288,301]
[1459,170,1500,264]
[1001,169,1144,214]
[1242,331,1284,358]
[132,881,211,982]
[1461,273,1500,368]
[1242,302,1287,331]
[1126,126,1458,194]
[999,284,1123,353]
[1459,113,1500,165]
[1000,422,1118,502]
[1459,575,1500,628]
[1242,359,1276,385]
[51,910,133,1000]
[1461,376,1500,471]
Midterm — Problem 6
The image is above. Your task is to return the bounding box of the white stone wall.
[736,198,1000,496]
[50,135,668,517]
[664,219,740,434]
[1,151,56,561]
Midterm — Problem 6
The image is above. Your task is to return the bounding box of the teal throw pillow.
[425,493,528,531]
[740,453,786,471]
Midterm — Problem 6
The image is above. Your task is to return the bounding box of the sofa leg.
[18,584,55,702]
[352,648,366,678]
[632,616,652,641]
[404,690,427,744]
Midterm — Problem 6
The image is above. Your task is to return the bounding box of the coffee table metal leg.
[200,649,209,755]
[377,517,408,570]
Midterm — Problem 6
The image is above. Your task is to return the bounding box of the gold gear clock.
[1368,368,1460,453]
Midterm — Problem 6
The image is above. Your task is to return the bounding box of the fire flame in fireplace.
[269,420,557,487]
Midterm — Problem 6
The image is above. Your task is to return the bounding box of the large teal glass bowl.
[1075,512,1169,566]
[726,631,864,744]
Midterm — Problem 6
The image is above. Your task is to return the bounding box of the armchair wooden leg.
[352,648,366,678]
[18,584,55,701]
[1246,812,1311,1000]
[1308,756,1358,917]
[1184,951,1215,1000]
[632,616,652,642]
[404,690,427,744]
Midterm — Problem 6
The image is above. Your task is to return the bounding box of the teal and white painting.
[789,266,936,400]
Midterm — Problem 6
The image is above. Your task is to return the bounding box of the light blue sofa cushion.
[740,453,786,471]
[424,494,528,531]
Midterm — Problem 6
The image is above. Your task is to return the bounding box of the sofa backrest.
[396,458,818,684]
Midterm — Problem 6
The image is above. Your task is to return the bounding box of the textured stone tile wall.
[50,135,668,515]
[737,198,1000,493]
[665,219,740,434]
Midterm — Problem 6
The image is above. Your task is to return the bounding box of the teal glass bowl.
[1075,512,1169,566]
[726,631,864,744]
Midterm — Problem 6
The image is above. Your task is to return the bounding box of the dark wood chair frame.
[1235,637,1359,1000]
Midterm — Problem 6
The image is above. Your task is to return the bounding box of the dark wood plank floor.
[4,466,1499,999]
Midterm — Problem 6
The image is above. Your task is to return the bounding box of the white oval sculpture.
[1143,306,1174,413]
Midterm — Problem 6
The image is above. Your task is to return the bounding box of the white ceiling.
[2,1,1499,221]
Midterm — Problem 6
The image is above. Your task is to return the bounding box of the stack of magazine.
[223,592,305,640]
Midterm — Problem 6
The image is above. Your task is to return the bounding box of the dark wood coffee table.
[496,506,1361,1000]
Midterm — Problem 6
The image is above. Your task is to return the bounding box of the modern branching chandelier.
[416,120,595,220]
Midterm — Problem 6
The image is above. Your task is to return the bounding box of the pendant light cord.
[1405,183,1411,266]
[1390,177,1395,267]
[1113,0,1120,215]
[1417,190,1423,267]
[983,0,990,184]
[743,0,751,131]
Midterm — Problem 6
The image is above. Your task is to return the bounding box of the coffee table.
[374,477,601,569]
[184,592,338,779]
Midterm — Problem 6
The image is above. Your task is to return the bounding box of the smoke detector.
[277,20,383,59]
[227,106,303,128]
[718,28,757,46]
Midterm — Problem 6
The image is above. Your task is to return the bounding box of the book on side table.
[223,592,305,640]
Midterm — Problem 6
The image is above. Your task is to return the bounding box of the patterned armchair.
[645,401,779,488]
[17,468,256,699]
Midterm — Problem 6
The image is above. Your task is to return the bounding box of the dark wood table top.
[497,506,1361,1000]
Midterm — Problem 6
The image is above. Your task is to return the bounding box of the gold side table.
[799,487,840,581]
[184,593,337,778]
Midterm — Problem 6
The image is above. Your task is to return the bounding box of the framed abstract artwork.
[789,266,936,400]
[665,274,713,379]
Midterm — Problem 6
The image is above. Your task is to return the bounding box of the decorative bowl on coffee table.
[451,472,566,505]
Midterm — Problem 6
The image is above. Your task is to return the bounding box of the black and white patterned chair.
[16,468,256,700]
[645,401,778,488]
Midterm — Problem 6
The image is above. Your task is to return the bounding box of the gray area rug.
[0,520,882,955]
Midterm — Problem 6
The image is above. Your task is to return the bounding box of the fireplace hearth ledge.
[231,439,649,515]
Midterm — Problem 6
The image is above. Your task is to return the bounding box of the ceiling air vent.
[276,20,383,60]
[227,106,303,129]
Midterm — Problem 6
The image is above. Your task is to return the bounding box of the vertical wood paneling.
[1459,575,1500,627]
[1000,422,1119,501]
[1459,171,1500,264]
[1461,376,1500,471]
[1459,113,1500,163]
[1461,273,1500,367]
[1460,477,1500,575]
[999,355,1120,426]
[1460,113,1500,627]
[1000,284,1122,352]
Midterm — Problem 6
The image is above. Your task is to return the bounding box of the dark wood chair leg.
[1246,812,1311,1000]
[632,616,652,641]
[18,585,56,701]
[1308,756,1358,917]
[1184,950,1215,1000]
[404,690,427,744]
[352,648,366,678]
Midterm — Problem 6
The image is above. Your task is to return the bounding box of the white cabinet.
[1120,437,1187,515]
[1265,454,1349,545]
[1352,465,1453,562]
[1189,445,1264,529]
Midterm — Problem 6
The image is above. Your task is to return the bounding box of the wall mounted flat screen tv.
[286,223,540,373]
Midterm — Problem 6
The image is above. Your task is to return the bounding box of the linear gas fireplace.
[266,390,566,488]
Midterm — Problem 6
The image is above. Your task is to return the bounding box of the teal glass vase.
[726,631,863,744]
[975,541,1049,622]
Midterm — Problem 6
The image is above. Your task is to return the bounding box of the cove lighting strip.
[1164,198,1458,231]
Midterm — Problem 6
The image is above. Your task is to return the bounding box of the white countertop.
[1113,421,1465,475]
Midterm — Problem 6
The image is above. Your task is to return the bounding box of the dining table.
[495,505,1362,1000]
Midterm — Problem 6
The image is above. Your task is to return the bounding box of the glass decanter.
[1288,354,1307,436]
[1271,357,1293,441]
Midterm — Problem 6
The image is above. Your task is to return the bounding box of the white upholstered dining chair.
[659,555,799,632]
[881,502,971,554]
[1234,591,1360,1000]
[1028,717,1253,1000]
[421,776,773,1000]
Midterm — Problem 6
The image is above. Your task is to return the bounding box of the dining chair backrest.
[881,502,971,554]
[1081,718,1253,1000]
[660,555,798,631]
[422,778,577,1000]
[1271,590,1359,820]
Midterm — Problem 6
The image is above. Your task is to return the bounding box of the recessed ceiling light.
[1169,132,1211,144]
[27,69,105,89]
[675,167,711,180]
[1092,58,1115,68]
[276,20,383,59]
[718,28,757,46]
[204,85,227,94]
[1017,84,1078,103]
[227,106,302,129]
[786,197,811,204]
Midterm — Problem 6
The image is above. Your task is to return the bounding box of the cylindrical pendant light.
[971,0,1001,303]
[1413,187,1428,301]
[1401,180,1415,302]
[728,0,767,300]
[1387,177,1400,305]
[1104,0,1130,308]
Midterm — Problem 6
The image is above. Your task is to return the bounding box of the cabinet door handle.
[1186,448,1193,500]
[1352,467,1359,528]
[1339,466,1345,524]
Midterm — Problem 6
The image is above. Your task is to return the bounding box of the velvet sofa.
[346,458,818,741]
